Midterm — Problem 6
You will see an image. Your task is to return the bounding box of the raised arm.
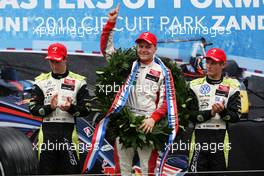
[100,4,120,60]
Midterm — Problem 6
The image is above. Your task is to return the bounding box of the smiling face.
[136,40,157,64]
[206,58,225,80]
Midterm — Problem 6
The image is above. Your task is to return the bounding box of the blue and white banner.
[0,0,264,72]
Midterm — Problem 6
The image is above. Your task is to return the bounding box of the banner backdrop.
[0,0,264,71]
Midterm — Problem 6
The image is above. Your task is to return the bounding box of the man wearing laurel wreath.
[99,4,174,176]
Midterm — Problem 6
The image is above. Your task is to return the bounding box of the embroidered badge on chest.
[200,84,210,95]
[215,85,230,103]
[215,85,230,97]
[145,69,160,82]
[61,78,76,91]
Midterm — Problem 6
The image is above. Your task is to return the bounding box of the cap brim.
[204,56,221,62]
[45,55,63,62]
[135,38,154,45]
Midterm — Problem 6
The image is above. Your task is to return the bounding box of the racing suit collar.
[139,59,154,68]
[206,75,223,85]
[51,70,69,79]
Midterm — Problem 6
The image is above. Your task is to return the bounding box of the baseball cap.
[205,48,226,63]
[45,43,67,62]
[135,32,157,46]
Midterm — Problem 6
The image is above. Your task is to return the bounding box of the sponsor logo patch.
[200,84,210,95]
[216,85,230,97]
[149,69,161,77]
[84,127,93,137]
[200,101,209,109]
[61,83,75,91]
[62,78,75,90]
[64,78,76,86]
[145,73,159,82]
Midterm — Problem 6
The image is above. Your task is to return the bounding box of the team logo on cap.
[143,32,149,37]
[211,49,217,54]
[51,46,58,52]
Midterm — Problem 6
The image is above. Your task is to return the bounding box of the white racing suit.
[101,20,167,175]
[188,76,241,175]
[29,70,91,174]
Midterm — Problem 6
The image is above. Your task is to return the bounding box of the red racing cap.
[45,43,67,62]
[205,48,226,63]
[135,32,157,46]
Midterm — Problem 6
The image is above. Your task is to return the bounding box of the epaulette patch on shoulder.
[222,77,240,89]
[35,72,51,81]
[190,77,206,86]
[68,71,86,81]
